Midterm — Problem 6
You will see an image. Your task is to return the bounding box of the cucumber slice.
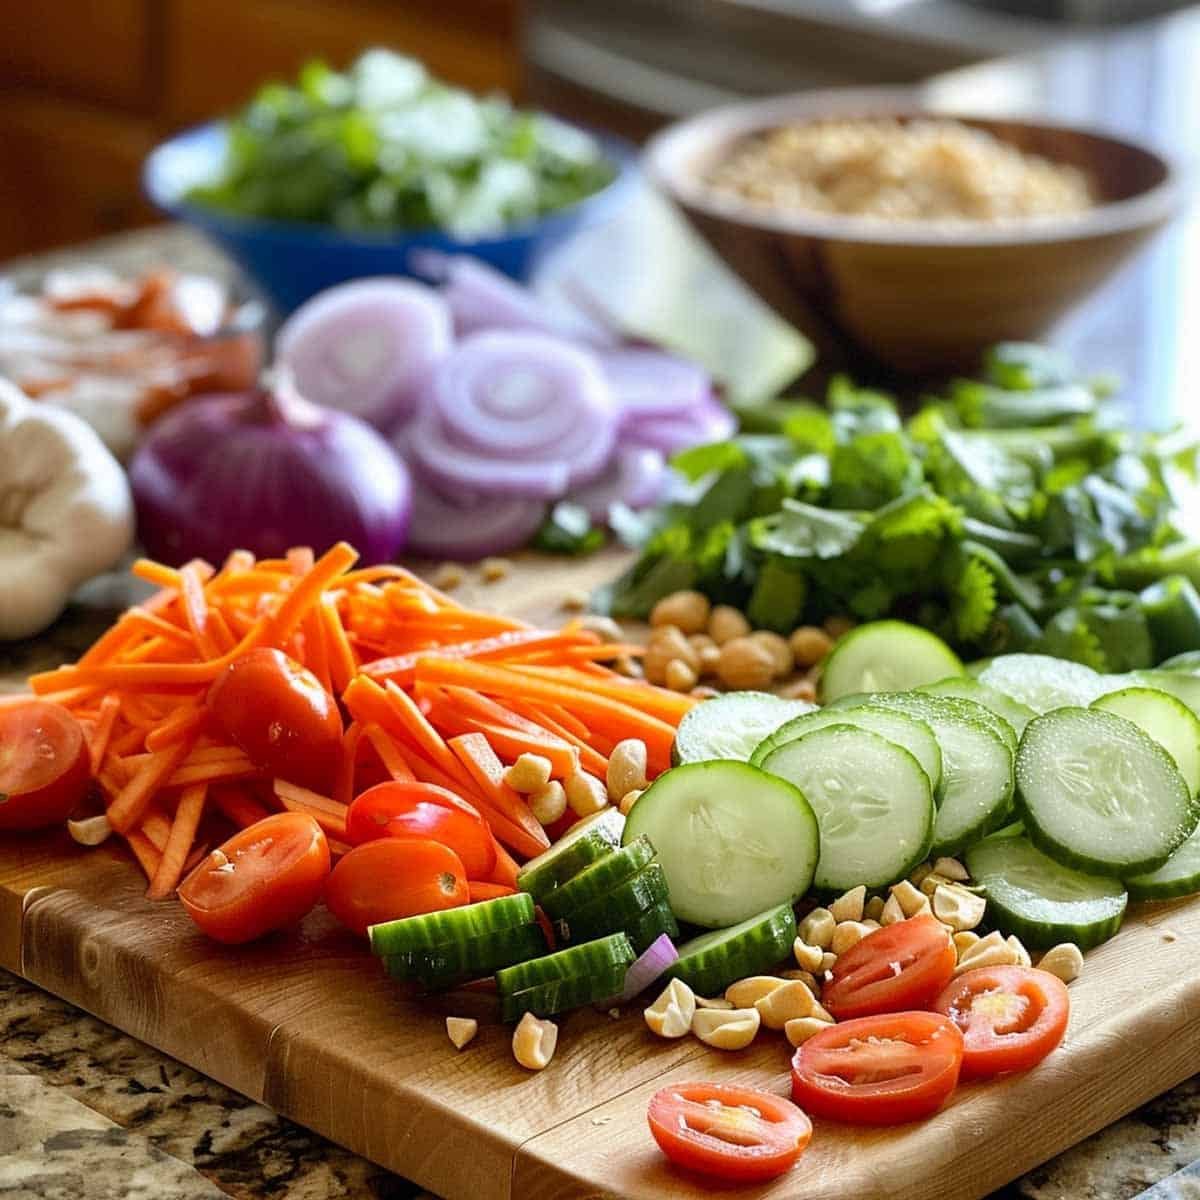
[497,932,635,995]
[672,692,816,765]
[623,900,681,954]
[978,653,1107,714]
[919,676,1036,737]
[762,726,934,891]
[966,832,1127,951]
[368,893,535,957]
[516,808,624,904]
[1092,687,1200,796]
[553,862,671,944]
[1158,651,1200,673]
[541,836,656,920]
[623,761,818,929]
[500,965,630,1022]
[1125,823,1200,900]
[1127,670,1200,721]
[852,692,1015,855]
[383,923,548,987]
[664,904,797,997]
[1016,707,1199,877]
[819,620,963,703]
[750,703,942,793]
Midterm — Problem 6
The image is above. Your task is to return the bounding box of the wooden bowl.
[644,89,1179,375]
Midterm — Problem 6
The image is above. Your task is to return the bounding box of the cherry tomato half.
[647,1082,812,1184]
[791,1011,964,1125]
[207,649,342,791]
[345,781,496,879]
[823,914,957,1021]
[325,838,469,936]
[933,965,1070,1079]
[178,811,330,944]
[0,701,91,832]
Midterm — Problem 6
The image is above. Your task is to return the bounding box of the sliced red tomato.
[325,838,469,936]
[647,1082,812,1183]
[791,1011,964,1125]
[933,965,1070,1079]
[178,811,330,944]
[0,701,91,832]
[207,648,342,790]
[823,914,957,1020]
[345,781,496,879]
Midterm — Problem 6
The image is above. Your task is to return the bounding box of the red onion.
[616,934,679,1003]
[404,470,547,561]
[599,348,712,417]
[276,278,452,430]
[130,370,411,566]
[407,331,618,499]
[622,394,737,455]
[572,447,669,524]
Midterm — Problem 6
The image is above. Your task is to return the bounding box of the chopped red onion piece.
[616,935,679,1003]
[599,347,712,417]
[571,446,669,524]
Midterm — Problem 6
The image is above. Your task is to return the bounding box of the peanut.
[708,604,751,645]
[789,625,833,668]
[650,591,711,635]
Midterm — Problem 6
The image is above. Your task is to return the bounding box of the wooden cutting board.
[3,551,1200,1200]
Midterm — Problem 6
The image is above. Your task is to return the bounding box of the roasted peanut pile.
[706,117,1095,223]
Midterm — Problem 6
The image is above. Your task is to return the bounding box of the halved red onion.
[571,446,668,524]
[276,277,452,431]
[416,252,616,346]
[622,394,737,455]
[404,470,547,561]
[599,347,712,417]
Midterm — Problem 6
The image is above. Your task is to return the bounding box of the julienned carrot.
[327,837,354,858]
[335,721,366,806]
[144,703,208,752]
[1,685,100,709]
[425,696,577,779]
[181,563,220,659]
[504,664,697,724]
[131,557,214,593]
[468,881,516,902]
[147,783,207,900]
[526,701,591,742]
[273,779,348,819]
[509,703,609,779]
[166,759,261,788]
[211,784,272,829]
[141,808,172,853]
[107,739,195,833]
[85,695,121,773]
[302,607,332,697]
[448,734,549,854]
[287,547,315,575]
[260,541,357,646]
[320,596,357,693]
[362,724,417,784]
[125,830,162,882]
[489,838,522,889]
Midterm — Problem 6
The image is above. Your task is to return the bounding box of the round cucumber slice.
[1016,707,1198,877]
[1125,823,1200,900]
[819,620,963,703]
[368,892,535,957]
[623,761,818,929]
[541,836,656,920]
[918,676,1036,737]
[750,703,942,793]
[672,692,816,765]
[553,861,671,944]
[664,904,797,997]
[1092,687,1200,797]
[496,932,635,995]
[966,832,1127,951]
[978,654,1107,714]
[1127,670,1200,721]
[516,808,624,904]
[762,725,934,891]
[1158,651,1200,674]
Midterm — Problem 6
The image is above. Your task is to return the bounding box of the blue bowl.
[143,122,638,314]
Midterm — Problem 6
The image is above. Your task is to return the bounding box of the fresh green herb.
[186,50,615,236]
[596,343,1200,671]
[533,503,605,557]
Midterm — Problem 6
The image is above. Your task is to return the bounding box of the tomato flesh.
[823,914,957,1020]
[647,1082,812,1183]
[325,837,469,936]
[207,648,342,791]
[933,965,1070,1079]
[791,1011,964,1125]
[345,781,496,879]
[0,702,91,832]
[178,811,330,943]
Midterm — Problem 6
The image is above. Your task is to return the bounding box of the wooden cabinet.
[0,0,520,260]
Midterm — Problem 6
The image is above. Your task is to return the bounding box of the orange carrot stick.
[320,596,357,693]
[180,563,220,659]
[448,734,549,854]
[259,541,357,647]
[140,808,172,853]
[147,783,207,900]
[361,630,592,687]
[144,703,208,752]
[211,784,273,829]
[468,881,516,902]
[274,780,348,838]
[504,664,697,724]
[362,724,417,784]
[334,721,366,806]
[488,838,522,889]
[505,702,609,779]
[107,740,194,833]
[125,830,162,881]
[84,695,121,772]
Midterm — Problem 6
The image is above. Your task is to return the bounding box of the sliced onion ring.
[572,446,668,524]
[599,348,712,417]
[404,472,547,561]
[622,395,737,455]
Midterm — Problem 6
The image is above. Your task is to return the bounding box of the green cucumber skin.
[980,890,1125,952]
[516,809,625,903]
[496,932,635,995]
[663,905,797,997]
[819,620,963,703]
[672,692,816,765]
[383,924,547,982]
[553,862,671,944]
[368,893,536,956]
[500,966,629,1021]
[623,902,680,954]
[541,837,656,920]
[1125,826,1200,901]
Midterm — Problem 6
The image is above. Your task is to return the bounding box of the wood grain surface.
[3,551,1200,1200]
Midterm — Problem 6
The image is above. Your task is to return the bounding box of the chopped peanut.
[756,980,818,1029]
[67,814,112,846]
[1038,942,1083,983]
[726,976,786,1008]
[880,893,906,926]
[778,677,818,702]
[831,920,873,956]
[650,590,711,635]
[504,753,553,794]
[919,872,956,899]
[644,627,699,684]
[829,885,866,923]
[560,588,589,612]
[863,895,886,923]
[823,614,856,639]
[529,780,567,826]
[693,1006,760,1050]
[645,978,696,1039]
[708,604,751,645]
[785,1016,834,1047]
[480,557,512,583]
[953,931,981,960]
[890,879,931,918]
[909,862,934,888]
[564,769,607,818]
[750,631,794,678]
[789,625,833,668]
[665,658,699,692]
[1007,935,1032,968]
[606,739,649,802]
[819,952,838,975]
[618,789,643,817]
[933,856,970,883]
[781,969,821,994]
[716,636,776,690]
[578,614,624,643]
[931,883,987,932]
[432,563,465,590]
[793,938,824,974]
[512,1013,557,1070]
[446,1017,478,1050]
[954,930,1017,974]
[614,655,643,679]
[695,995,735,1010]
[798,907,836,950]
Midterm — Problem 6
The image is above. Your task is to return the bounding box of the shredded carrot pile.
[28,543,695,898]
